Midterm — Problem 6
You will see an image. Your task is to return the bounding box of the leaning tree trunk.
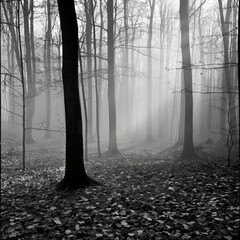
[56,0,97,190]
[179,0,197,160]
[107,0,120,155]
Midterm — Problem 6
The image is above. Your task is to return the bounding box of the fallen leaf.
[53,218,62,225]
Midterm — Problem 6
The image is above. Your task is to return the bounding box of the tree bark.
[179,0,197,160]
[56,0,97,190]
[44,0,52,138]
[91,0,102,157]
[107,0,120,155]
[23,0,35,144]
[158,2,165,137]
[198,1,206,137]
[84,0,95,143]
[98,0,103,129]
[146,0,155,142]
[124,0,130,134]
[176,70,185,147]
[218,0,238,144]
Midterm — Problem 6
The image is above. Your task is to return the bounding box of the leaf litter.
[1,141,239,239]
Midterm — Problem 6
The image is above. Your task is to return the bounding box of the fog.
[1,0,239,154]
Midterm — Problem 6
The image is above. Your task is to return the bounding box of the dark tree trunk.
[56,0,97,190]
[107,0,120,155]
[179,0,197,160]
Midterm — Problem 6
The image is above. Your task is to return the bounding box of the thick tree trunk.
[56,0,97,190]
[107,0,120,155]
[179,0,197,160]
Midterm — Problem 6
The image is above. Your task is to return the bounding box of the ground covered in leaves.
[1,138,240,240]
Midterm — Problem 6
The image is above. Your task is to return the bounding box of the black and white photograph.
[1,0,239,239]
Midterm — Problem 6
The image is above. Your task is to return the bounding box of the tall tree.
[107,0,120,155]
[44,0,52,138]
[218,0,238,144]
[23,0,35,144]
[176,70,185,147]
[91,0,102,157]
[179,0,197,159]
[146,0,155,142]
[98,0,104,127]
[123,0,130,133]
[56,0,96,189]
[84,0,95,142]
[158,1,166,137]
[198,0,207,137]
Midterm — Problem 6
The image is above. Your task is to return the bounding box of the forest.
[1,0,239,239]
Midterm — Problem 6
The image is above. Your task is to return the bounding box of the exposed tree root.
[56,175,101,191]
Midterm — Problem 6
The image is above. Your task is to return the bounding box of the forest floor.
[1,137,239,240]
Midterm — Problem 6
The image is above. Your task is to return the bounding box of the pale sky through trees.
[1,0,239,238]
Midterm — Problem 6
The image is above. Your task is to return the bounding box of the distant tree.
[146,0,155,142]
[175,70,185,147]
[84,0,95,143]
[91,0,102,157]
[44,0,52,138]
[179,0,197,160]
[107,0,120,155]
[98,0,104,126]
[23,0,35,144]
[56,0,97,189]
[218,0,238,144]
[123,0,130,133]
[158,1,166,137]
